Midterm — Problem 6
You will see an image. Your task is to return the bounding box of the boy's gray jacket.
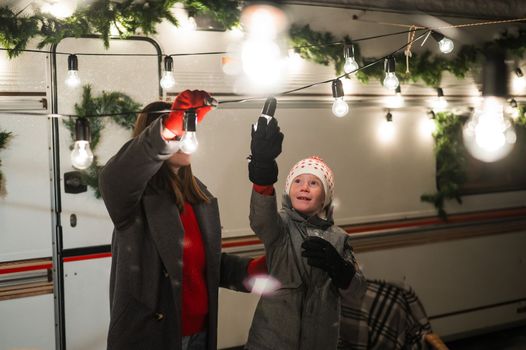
[99,117,250,350]
[246,190,366,350]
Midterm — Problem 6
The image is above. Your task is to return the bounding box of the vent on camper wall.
[0,92,48,112]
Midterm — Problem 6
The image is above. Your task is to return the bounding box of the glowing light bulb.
[241,3,288,39]
[180,110,199,154]
[331,79,348,117]
[431,31,454,54]
[432,88,448,111]
[181,17,197,31]
[65,54,80,88]
[378,111,395,143]
[65,70,81,88]
[420,113,436,137]
[386,86,404,108]
[71,141,94,170]
[462,97,516,162]
[241,38,282,86]
[512,68,526,91]
[344,56,359,74]
[160,56,175,89]
[438,37,454,54]
[383,56,399,90]
[71,118,93,169]
[383,72,399,90]
[179,131,198,154]
[41,1,75,19]
[343,45,359,74]
[332,97,349,118]
[160,71,176,89]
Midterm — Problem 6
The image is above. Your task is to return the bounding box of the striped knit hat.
[285,156,335,208]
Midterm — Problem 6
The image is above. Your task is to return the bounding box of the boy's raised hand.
[301,236,355,289]
[248,117,284,185]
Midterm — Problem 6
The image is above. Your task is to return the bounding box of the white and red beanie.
[285,156,335,208]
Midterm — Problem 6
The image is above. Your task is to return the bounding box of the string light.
[71,118,94,169]
[331,79,349,118]
[385,110,393,122]
[179,109,199,154]
[512,67,526,90]
[508,98,520,120]
[383,56,399,90]
[378,109,395,143]
[0,23,488,121]
[160,56,176,89]
[432,87,448,111]
[420,109,437,136]
[343,44,359,74]
[386,85,404,108]
[65,54,81,88]
[431,31,454,54]
[463,51,516,162]
[41,0,76,19]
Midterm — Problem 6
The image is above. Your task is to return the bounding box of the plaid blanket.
[339,280,432,350]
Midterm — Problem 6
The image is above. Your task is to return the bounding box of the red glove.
[247,255,268,276]
[163,89,213,138]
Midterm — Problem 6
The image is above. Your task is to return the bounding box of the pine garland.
[0,129,13,196]
[64,85,141,198]
[2,1,526,90]
[289,24,356,75]
[289,25,526,88]
[420,112,468,219]
[421,107,526,219]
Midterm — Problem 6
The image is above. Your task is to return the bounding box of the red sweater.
[179,195,269,335]
[180,202,208,336]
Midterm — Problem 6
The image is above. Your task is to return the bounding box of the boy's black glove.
[248,117,284,185]
[301,236,356,289]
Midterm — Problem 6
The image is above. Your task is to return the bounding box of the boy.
[245,116,366,350]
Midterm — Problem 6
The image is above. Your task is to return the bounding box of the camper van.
[1,1,525,349]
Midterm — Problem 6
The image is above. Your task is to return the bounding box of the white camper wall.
[0,3,525,350]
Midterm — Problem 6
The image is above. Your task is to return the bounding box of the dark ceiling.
[286,0,526,19]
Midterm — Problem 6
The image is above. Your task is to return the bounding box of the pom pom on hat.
[285,156,334,208]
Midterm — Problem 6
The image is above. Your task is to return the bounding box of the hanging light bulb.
[512,67,526,90]
[179,109,199,154]
[508,98,521,120]
[431,31,454,54]
[420,110,437,136]
[71,118,94,170]
[378,109,395,143]
[386,85,404,108]
[253,97,277,131]
[383,56,399,90]
[331,79,349,117]
[240,2,288,40]
[41,0,76,19]
[160,56,176,89]
[65,54,81,88]
[432,87,448,111]
[343,45,359,74]
[463,52,516,162]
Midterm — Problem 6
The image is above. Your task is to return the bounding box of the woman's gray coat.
[99,117,250,350]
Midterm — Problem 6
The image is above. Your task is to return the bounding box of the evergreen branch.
[63,85,142,197]
[420,112,468,219]
[0,129,13,195]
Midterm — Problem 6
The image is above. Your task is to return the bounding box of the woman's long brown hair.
[133,101,210,211]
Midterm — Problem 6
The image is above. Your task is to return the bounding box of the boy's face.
[289,174,325,217]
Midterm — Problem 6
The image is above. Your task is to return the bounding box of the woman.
[99,90,259,350]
